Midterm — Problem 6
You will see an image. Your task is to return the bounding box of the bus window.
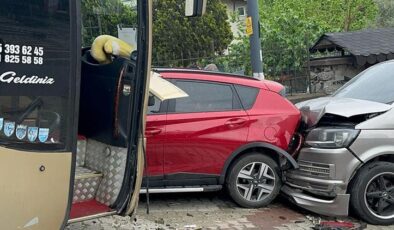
[78,0,139,147]
[0,96,67,148]
[0,0,73,151]
[81,0,137,48]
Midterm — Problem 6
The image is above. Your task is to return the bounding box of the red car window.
[169,80,242,113]
[234,85,259,110]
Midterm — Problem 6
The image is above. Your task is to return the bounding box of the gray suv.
[282,60,394,225]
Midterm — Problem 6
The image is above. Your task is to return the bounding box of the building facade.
[309,28,394,94]
[223,0,247,38]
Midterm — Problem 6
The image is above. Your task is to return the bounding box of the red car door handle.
[145,128,162,135]
[225,118,247,127]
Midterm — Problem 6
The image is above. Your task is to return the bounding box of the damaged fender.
[219,142,299,184]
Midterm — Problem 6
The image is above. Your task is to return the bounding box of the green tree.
[258,0,378,75]
[210,35,251,75]
[372,0,394,27]
[152,0,233,67]
[342,0,378,31]
[81,0,137,47]
[216,12,251,75]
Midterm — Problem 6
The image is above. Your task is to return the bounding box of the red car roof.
[156,68,284,93]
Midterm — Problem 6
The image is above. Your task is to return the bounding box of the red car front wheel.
[226,153,281,208]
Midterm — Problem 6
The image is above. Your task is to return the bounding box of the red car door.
[145,97,167,178]
[163,80,250,182]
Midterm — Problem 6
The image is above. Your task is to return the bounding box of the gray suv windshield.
[333,61,394,104]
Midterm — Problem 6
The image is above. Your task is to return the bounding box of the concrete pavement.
[67,191,392,229]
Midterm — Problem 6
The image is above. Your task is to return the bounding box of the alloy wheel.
[236,162,276,202]
[364,172,394,219]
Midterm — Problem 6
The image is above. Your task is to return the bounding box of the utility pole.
[246,0,264,80]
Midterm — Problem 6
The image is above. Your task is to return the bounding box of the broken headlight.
[305,128,360,149]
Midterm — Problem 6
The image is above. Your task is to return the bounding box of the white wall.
[223,0,247,38]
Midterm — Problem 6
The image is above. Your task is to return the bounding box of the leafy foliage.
[81,0,137,47]
[372,0,394,27]
[198,12,252,75]
[205,36,251,75]
[152,0,233,67]
[342,0,378,31]
[258,0,378,74]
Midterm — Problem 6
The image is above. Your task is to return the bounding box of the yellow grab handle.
[91,35,135,64]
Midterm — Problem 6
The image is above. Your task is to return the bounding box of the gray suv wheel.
[350,161,394,225]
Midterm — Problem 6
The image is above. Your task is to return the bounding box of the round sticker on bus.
[4,121,15,137]
[28,127,38,142]
[38,128,49,143]
[16,125,27,140]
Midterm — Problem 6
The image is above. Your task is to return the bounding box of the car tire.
[226,153,281,208]
[349,161,394,225]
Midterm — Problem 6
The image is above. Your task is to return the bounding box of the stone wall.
[310,64,365,94]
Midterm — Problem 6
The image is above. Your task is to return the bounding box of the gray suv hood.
[296,97,392,128]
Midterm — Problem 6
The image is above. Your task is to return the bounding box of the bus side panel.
[0,147,71,229]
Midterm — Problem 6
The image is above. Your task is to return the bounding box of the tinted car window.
[148,96,162,115]
[172,81,241,113]
[333,61,394,104]
[235,85,259,110]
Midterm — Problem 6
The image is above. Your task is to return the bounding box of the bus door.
[0,0,79,229]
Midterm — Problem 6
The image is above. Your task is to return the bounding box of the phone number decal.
[0,44,44,65]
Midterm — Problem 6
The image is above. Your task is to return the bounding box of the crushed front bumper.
[282,147,360,216]
[282,185,350,216]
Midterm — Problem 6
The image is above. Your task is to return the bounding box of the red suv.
[144,69,300,208]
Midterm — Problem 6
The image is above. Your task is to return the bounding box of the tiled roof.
[310,28,394,65]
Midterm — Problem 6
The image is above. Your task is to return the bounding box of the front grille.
[309,182,330,190]
[298,160,334,178]
[286,177,331,191]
